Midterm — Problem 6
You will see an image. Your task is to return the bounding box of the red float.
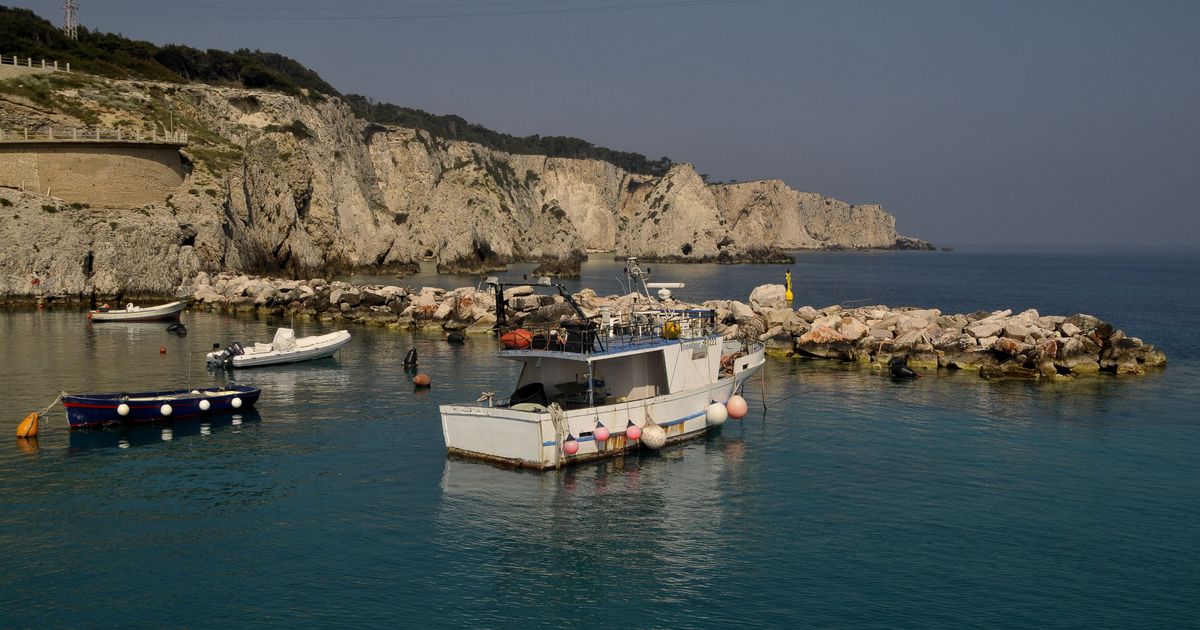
[499,328,533,349]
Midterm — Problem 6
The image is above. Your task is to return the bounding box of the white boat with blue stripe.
[439,258,765,470]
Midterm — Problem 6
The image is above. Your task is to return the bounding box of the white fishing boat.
[207,328,352,368]
[439,258,765,469]
[88,300,186,322]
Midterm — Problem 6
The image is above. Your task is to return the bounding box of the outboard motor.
[888,355,918,379]
[402,348,418,368]
[208,342,245,369]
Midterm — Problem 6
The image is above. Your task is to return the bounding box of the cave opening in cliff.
[680,243,693,256]
[473,239,495,262]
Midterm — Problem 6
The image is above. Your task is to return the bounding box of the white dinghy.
[207,328,352,368]
[88,300,187,322]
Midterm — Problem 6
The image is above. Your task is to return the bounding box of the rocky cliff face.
[0,73,927,300]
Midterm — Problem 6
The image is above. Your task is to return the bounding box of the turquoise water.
[2,249,1199,627]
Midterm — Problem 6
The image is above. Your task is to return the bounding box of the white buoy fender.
[706,402,729,426]
[160,404,173,417]
[198,399,211,412]
[231,397,243,409]
[117,403,130,417]
[641,424,667,450]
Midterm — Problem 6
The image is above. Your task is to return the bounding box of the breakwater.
[186,273,1166,379]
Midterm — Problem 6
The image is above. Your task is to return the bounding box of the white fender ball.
[160,404,173,417]
[641,424,667,450]
[117,403,130,417]
[706,402,729,426]
[199,399,211,412]
[726,394,749,419]
[231,397,243,409]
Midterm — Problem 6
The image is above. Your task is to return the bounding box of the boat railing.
[498,307,718,355]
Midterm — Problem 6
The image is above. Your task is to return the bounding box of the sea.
[2,247,1198,628]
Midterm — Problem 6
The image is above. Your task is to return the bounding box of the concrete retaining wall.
[0,143,183,206]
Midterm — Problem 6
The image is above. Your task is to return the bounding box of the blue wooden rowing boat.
[62,385,260,429]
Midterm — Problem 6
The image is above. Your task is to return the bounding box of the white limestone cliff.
[0,74,928,300]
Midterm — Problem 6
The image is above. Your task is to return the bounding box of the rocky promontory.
[2,69,928,300]
[183,274,1165,380]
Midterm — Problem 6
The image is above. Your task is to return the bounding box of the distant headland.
[0,5,930,301]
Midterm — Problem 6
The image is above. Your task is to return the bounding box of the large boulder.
[729,301,756,323]
[837,317,870,342]
[794,305,819,323]
[966,321,1003,339]
[794,326,856,361]
[749,284,788,310]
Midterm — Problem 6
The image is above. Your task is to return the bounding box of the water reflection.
[67,410,263,453]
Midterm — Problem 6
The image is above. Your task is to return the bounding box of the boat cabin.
[486,275,731,411]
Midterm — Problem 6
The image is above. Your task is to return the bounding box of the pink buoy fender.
[726,394,749,419]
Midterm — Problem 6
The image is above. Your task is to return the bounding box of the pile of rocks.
[185,275,1166,379]
[716,285,1167,378]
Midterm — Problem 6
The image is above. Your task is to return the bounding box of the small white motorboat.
[207,328,352,368]
[88,300,187,322]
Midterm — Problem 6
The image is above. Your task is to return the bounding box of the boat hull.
[439,348,764,469]
[88,301,187,322]
[62,386,261,429]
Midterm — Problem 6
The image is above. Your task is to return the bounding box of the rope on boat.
[548,403,568,469]
[36,392,66,417]
[17,392,65,438]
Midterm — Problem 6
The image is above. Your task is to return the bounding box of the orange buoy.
[159,346,167,354]
[17,412,39,438]
[413,373,431,387]
[499,328,533,350]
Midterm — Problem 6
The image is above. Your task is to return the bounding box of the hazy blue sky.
[9,0,1198,248]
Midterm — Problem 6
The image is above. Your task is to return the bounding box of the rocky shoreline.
[178,273,1165,380]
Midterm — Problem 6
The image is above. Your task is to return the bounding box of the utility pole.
[63,0,79,41]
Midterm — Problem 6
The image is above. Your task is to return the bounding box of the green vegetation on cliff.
[0,5,674,176]
[344,95,674,176]
[0,6,336,95]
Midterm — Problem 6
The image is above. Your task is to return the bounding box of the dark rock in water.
[446,331,465,344]
[360,290,387,307]
[532,250,587,278]
[893,236,935,251]
[166,322,187,336]
[941,246,954,252]
[888,355,918,378]
[980,361,1041,379]
[436,238,508,274]
[619,247,795,265]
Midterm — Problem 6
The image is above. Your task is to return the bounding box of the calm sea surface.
[2,249,1198,628]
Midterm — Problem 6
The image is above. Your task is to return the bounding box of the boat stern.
[439,404,548,467]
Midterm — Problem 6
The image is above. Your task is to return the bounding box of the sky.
[7,0,1199,249]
